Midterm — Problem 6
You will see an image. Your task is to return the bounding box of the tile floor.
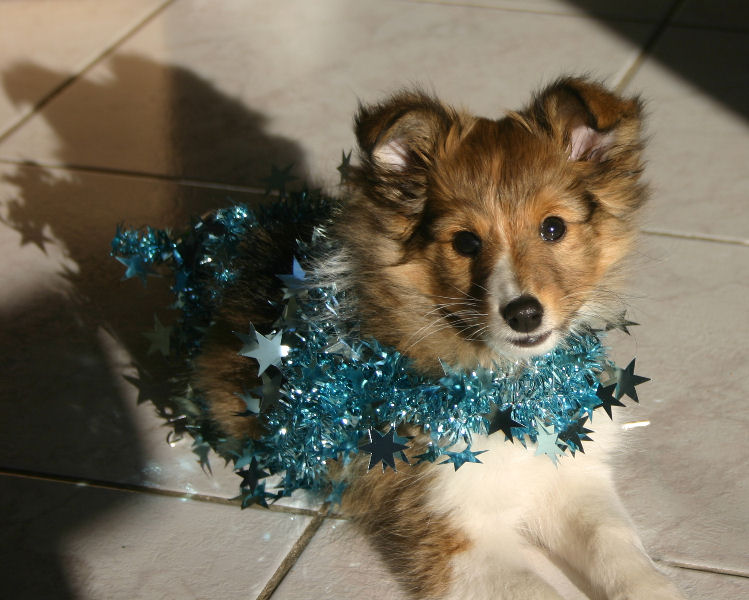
[0,1,746,599]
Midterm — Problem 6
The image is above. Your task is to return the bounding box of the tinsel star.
[235,325,288,375]
[240,480,270,509]
[360,428,410,472]
[116,255,155,285]
[273,296,302,330]
[534,420,565,465]
[336,149,352,183]
[142,315,172,357]
[439,445,487,470]
[605,312,639,335]
[234,388,261,416]
[595,382,624,419]
[237,457,270,493]
[262,164,297,197]
[251,372,283,411]
[413,443,444,464]
[192,435,212,474]
[558,415,593,455]
[487,404,523,442]
[613,358,650,403]
[276,257,307,298]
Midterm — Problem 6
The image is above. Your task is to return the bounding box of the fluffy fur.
[195,77,686,599]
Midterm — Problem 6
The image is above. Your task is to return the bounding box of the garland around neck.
[111,187,649,508]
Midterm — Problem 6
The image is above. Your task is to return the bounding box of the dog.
[194,77,686,600]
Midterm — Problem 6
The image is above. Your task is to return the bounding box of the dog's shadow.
[0,54,307,598]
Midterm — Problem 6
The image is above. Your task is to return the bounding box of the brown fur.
[194,77,647,596]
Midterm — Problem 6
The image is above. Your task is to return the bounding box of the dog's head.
[337,77,646,371]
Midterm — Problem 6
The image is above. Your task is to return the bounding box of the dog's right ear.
[354,91,456,214]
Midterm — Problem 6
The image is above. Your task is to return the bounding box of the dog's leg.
[444,535,567,600]
[529,467,686,600]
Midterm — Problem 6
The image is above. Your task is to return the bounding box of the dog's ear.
[353,91,457,214]
[530,77,643,163]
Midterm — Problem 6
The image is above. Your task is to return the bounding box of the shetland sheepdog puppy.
[196,77,686,600]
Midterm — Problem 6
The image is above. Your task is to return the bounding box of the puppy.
[195,77,686,600]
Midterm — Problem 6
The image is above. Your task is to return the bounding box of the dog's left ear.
[530,77,643,163]
[353,91,459,215]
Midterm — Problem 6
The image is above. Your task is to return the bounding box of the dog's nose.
[501,295,544,333]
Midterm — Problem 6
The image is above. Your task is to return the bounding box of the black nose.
[501,295,544,333]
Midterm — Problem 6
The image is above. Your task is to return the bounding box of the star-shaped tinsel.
[336,149,352,183]
[439,445,487,470]
[116,255,156,285]
[251,372,283,412]
[613,358,650,403]
[276,257,307,298]
[234,325,288,375]
[605,312,639,335]
[240,481,271,509]
[359,428,410,472]
[595,382,624,419]
[234,388,261,416]
[142,315,172,357]
[413,443,444,464]
[534,420,565,466]
[192,435,212,474]
[237,457,270,493]
[558,415,593,455]
[261,164,297,197]
[487,404,523,442]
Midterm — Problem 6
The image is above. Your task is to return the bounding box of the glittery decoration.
[360,428,410,472]
[336,149,353,183]
[112,167,649,504]
[262,163,297,197]
[613,358,650,402]
[439,446,487,470]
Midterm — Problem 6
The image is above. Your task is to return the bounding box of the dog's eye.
[452,231,482,256]
[540,216,566,242]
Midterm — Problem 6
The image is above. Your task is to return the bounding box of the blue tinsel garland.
[111,189,645,508]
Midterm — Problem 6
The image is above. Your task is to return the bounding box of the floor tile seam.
[641,228,749,248]
[0,466,320,518]
[613,0,688,93]
[0,158,270,196]
[0,0,177,145]
[398,0,664,25]
[655,558,749,579]
[257,511,328,600]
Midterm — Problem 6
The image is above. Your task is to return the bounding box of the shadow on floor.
[0,54,307,599]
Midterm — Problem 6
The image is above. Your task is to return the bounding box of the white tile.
[0,475,311,599]
[0,0,653,190]
[606,235,749,573]
[657,564,749,600]
[624,27,749,241]
[0,0,167,135]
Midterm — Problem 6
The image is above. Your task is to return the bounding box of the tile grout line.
[0,0,177,144]
[0,466,320,518]
[655,558,749,580]
[256,508,330,600]
[613,0,687,92]
[0,157,271,195]
[641,228,749,247]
